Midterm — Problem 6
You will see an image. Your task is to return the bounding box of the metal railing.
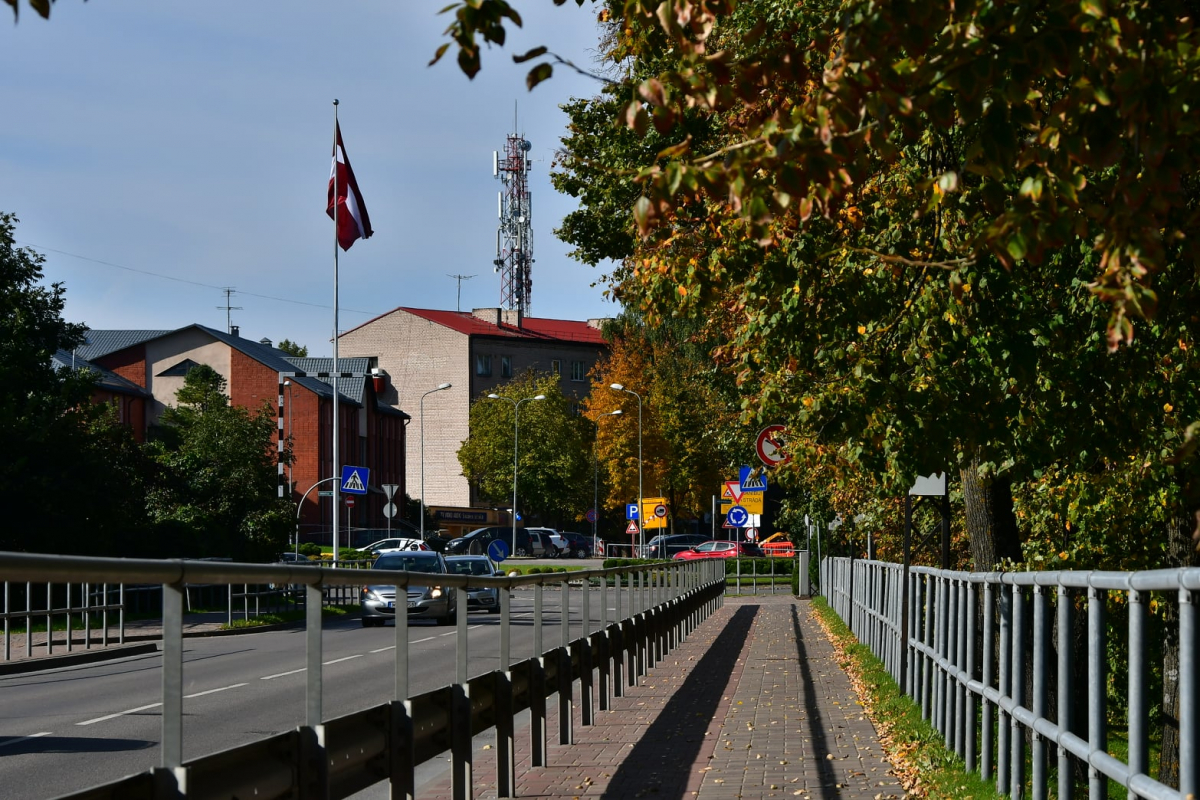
[0,551,727,799]
[724,554,809,596]
[822,556,1199,800]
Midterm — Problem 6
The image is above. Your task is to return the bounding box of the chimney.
[260,337,273,347]
[230,325,240,338]
[472,308,502,326]
[370,367,387,395]
[501,309,523,328]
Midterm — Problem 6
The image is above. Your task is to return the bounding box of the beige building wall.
[340,310,473,507]
[143,330,232,425]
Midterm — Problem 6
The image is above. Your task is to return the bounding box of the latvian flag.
[327,122,374,251]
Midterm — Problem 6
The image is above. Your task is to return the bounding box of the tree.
[0,212,153,554]
[457,372,593,528]
[147,364,292,559]
[276,339,308,358]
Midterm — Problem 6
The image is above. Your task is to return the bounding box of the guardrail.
[822,556,1199,799]
[0,552,727,799]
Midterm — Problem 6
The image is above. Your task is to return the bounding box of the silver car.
[445,555,503,613]
[360,551,455,627]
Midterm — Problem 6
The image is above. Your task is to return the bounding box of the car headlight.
[361,588,380,601]
[427,586,443,599]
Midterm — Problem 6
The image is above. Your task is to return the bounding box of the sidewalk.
[421,595,904,799]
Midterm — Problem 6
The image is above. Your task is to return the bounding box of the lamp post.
[609,383,643,556]
[592,409,622,556]
[420,383,453,541]
[487,392,545,556]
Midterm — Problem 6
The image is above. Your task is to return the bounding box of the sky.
[1,1,619,357]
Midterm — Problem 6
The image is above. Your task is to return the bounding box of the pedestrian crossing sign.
[340,465,369,495]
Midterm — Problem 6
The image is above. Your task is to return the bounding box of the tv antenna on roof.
[218,287,242,334]
[448,274,475,312]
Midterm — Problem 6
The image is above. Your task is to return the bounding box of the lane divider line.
[369,646,396,654]
[323,654,363,666]
[184,683,247,699]
[261,668,306,681]
[77,702,162,727]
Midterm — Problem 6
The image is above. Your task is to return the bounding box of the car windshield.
[373,555,442,573]
[447,559,494,576]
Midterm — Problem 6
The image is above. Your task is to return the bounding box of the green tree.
[276,339,308,358]
[0,213,152,554]
[147,364,292,559]
[457,372,593,528]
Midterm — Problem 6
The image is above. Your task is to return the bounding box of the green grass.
[218,603,356,630]
[812,596,1004,799]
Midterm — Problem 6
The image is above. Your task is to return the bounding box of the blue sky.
[1,1,618,356]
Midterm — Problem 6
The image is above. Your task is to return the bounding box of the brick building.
[339,307,608,530]
[52,348,150,440]
[77,325,407,542]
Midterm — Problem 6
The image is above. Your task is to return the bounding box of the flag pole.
[331,98,341,566]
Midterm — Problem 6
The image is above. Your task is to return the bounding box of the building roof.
[343,307,608,346]
[75,330,171,361]
[51,349,149,397]
[82,326,406,415]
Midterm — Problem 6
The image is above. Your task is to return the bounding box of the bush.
[299,543,322,558]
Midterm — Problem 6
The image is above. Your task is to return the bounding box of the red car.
[673,540,764,560]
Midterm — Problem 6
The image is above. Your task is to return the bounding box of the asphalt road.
[0,586,608,799]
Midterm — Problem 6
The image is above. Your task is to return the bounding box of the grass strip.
[811,596,1002,799]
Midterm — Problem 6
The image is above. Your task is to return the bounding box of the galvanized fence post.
[997,580,1012,795]
[393,575,416,800]
[1087,585,1107,799]
[1056,585,1073,800]
[158,579,186,793]
[559,578,573,746]
[531,581,546,767]
[1181,586,1197,798]
[451,586,472,800]
[495,576,514,798]
[1128,588,1148,797]
[965,578,977,773]
[1032,585,1048,800]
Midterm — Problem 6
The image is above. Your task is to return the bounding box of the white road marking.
[185,683,247,699]
[412,637,436,643]
[0,732,52,749]
[261,668,306,681]
[323,654,363,665]
[370,645,396,653]
[77,703,161,726]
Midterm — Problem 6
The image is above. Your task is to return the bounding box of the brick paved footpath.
[419,595,904,799]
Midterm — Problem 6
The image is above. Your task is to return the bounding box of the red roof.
[344,307,608,345]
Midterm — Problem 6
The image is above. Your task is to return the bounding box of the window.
[570,361,585,381]
[475,354,492,376]
[501,355,512,378]
[550,360,561,376]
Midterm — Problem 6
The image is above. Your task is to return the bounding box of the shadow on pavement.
[791,603,841,799]
[0,735,155,756]
[603,604,758,799]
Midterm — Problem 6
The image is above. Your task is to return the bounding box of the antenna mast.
[217,287,243,334]
[447,273,476,312]
[492,126,534,314]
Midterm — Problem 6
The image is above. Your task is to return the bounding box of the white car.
[358,537,428,555]
[547,533,570,556]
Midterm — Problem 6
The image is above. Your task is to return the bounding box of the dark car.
[646,534,711,559]
[673,540,764,560]
[359,551,456,627]
[446,526,535,557]
[445,555,503,613]
[558,531,595,559]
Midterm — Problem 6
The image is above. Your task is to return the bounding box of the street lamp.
[487,392,546,557]
[592,409,622,555]
[420,383,453,540]
[609,383,643,556]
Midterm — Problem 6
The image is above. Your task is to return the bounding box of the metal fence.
[0,551,727,799]
[822,556,1200,800]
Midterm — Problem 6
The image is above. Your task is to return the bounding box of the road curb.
[0,642,161,676]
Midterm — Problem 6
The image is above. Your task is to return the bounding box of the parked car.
[444,555,503,613]
[359,551,455,626]
[558,531,595,559]
[358,537,429,555]
[448,526,526,556]
[276,552,312,563]
[526,528,569,558]
[645,534,711,559]
[673,540,764,560]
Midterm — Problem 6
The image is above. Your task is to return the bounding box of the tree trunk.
[1158,514,1197,787]
[960,453,1023,570]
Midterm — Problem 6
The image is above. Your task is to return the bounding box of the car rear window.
[447,559,494,576]
[373,555,443,573]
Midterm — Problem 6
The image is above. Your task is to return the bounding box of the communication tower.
[493,132,534,314]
